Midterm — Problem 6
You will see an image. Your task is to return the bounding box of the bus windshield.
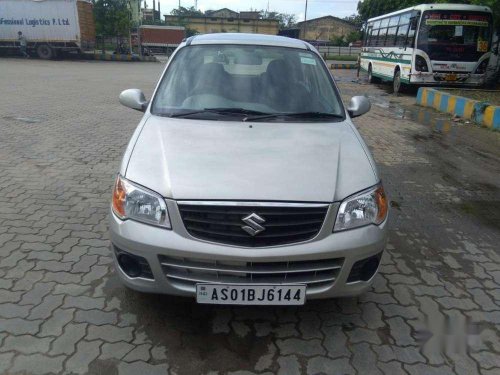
[417,10,492,62]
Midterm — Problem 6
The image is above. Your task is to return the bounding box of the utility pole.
[304,0,308,40]
[195,0,198,9]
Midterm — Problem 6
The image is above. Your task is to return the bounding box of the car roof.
[189,33,311,50]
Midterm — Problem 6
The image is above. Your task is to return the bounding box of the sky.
[143,0,360,21]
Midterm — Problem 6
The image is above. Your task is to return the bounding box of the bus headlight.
[475,59,489,74]
[415,56,429,72]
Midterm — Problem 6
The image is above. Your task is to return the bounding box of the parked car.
[110,33,388,305]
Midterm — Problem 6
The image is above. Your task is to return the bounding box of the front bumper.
[410,72,485,86]
[109,202,388,300]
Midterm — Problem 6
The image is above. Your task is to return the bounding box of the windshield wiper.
[167,108,270,118]
[244,112,344,122]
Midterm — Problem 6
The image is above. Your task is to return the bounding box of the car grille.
[159,255,343,291]
[177,202,329,247]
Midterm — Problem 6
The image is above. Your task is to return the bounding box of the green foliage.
[170,6,204,17]
[260,11,297,29]
[358,0,423,21]
[167,7,201,37]
[92,0,131,37]
[328,31,363,46]
[141,18,166,26]
[330,35,347,46]
[343,14,364,28]
[470,0,500,27]
[346,31,363,43]
[185,28,200,37]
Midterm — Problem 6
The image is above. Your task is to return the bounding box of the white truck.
[0,0,95,59]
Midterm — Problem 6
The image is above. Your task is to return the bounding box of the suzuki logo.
[241,213,266,236]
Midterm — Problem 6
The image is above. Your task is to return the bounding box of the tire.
[36,44,53,60]
[368,64,379,83]
[393,69,405,95]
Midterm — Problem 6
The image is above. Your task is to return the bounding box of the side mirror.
[119,89,148,112]
[347,96,371,118]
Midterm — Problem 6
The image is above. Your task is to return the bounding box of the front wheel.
[368,64,379,83]
[393,69,405,95]
[36,44,53,60]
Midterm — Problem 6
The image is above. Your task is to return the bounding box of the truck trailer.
[137,25,185,55]
[0,0,95,59]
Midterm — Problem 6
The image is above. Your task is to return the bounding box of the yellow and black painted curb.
[330,63,358,70]
[417,87,499,130]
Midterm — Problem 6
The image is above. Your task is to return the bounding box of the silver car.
[110,33,388,305]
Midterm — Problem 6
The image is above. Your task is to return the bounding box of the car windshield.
[151,44,344,121]
[417,11,492,62]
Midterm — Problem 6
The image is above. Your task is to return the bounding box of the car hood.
[125,115,378,202]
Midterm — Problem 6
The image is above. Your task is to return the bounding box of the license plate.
[445,74,457,81]
[196,284,306,305]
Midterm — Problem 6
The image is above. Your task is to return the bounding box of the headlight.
[334,184,388,232]
[112,175,171,229]
[475,59,489,74]
[415,55,429,72]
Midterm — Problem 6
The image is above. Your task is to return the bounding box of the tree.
[346,30,363,43]
[330,35,347,46]
[343,14,363,28]
[167,7,203,37]
[92,0,131,36]
[470,0,500,28]
[260,11,297,29]
[170,6,204,17]
[357,0,420,21]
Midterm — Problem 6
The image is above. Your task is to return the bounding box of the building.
[239,11,260,20]
[165,9,279,35]
[205,8,239,19]
[296,16,357,42]
[141,0,162,23]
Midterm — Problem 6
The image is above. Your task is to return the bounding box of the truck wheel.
[36,44,53,60]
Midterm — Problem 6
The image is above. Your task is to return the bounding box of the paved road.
[0,59,499,375]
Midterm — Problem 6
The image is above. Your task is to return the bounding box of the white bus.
[359,4,493,93]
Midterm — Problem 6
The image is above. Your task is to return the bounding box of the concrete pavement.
[0,59,499,374]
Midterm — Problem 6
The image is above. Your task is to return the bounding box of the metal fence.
[91,37,362,58]
[315,46,361,56]
[143,44,361,57]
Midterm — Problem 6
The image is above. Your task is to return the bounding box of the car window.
[151,45,344,121]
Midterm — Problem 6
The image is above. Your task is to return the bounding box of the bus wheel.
[36,44,53,60]
[393,69,404,95]
[368,64,378,83]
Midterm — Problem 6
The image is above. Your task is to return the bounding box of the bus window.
[396,24,409,47]
[405,16,418,48]
[363,26,371,46]
[399,13,411,26]
[389,16,400,27]
[369,28,378,46]
[377,28,388,46]
[386,27,398,46]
